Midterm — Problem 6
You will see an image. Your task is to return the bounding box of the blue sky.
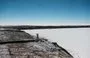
[0,0,90,24]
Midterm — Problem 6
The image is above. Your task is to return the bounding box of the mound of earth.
[0,30,73,58]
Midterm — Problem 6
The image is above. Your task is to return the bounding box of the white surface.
[25,28,90,58]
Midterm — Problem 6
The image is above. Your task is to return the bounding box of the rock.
[0,30,73,58]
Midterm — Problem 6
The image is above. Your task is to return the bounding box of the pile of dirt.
[0,30,73,58]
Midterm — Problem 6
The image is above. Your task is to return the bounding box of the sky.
[0,0,90,58]
[0,0,90,24]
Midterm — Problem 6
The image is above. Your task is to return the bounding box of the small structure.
[36,34,39,39]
